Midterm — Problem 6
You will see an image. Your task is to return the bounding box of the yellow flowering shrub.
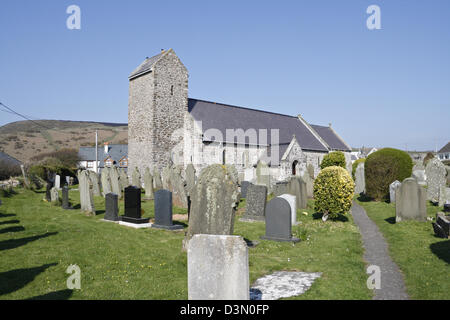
[314,166,355,218]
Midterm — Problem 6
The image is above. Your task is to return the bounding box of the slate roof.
[188,99,329,153]
[438,142,450,153]
[0,151,21,166]
[310,124,351,152]
[129,51,165,80]
[78,144,128,168]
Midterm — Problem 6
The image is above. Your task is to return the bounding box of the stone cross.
[395,178,426,222]
[187,234,249,300]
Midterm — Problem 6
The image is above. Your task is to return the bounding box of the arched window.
[292,160,298,176]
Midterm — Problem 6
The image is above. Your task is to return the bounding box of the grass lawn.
[357,198,449,300]
[0,187,372,300]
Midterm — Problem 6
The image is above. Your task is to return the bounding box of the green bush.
[320,151,346,170]
[0,159,22,180]
[365,148,413,201]
[352,158,366,180]
[313,166,355,218]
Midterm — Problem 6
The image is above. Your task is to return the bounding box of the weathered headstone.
[185,164,196,196]
[187,234,249,300]
[432,212,450,239]
[62,186,71,209]
[278,194,297,226]
[119,168,129,191]
[354,162,366,195]
[307,163,315,180]
[389,180,401,203]
[143,167,154,200]
[167,167,188,208]
[185,164,240,248]
[131,167,142,189]
[302,171,314,198]
[425,158,447,202]
[241,184,267,222]
[153,168,163,190]
[240,181,251,198]
[151,189,183,230]
[104,193,119,221]
[273,181,288,197]
[88,171,101,196]
[287,177,307,210]
[412,169,427,186]
[50,187,59,203]
[20,164,30,188]
[161,166,171,190]
[101,167,112,197]
[79,170,95,215]
[395,178,427,222]
[438,186,450,207]
[110,166,122,199]
[120,186,148,224]
[55,175,61,190]
[256,160,271,191]
[261,197,299,242]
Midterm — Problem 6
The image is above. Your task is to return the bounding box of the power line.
[0,101,54,130]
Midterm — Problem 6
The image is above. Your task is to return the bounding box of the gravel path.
[351,201,409,300]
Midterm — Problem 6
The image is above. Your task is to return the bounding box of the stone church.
[128,49,351,184]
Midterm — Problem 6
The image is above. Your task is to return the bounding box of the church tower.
[128,49,188,174]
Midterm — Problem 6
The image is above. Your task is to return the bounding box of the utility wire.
[0,101,53,130]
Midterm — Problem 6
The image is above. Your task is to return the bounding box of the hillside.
[0,120,128,163]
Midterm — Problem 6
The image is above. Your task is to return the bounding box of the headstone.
[143,167,154,200]
[302,171,314,198]
[185,164,240,248]
[432,212,450,239]
[389,180,401,203]
[354,162,366,195]
[412,169,427,186]
[62,186,71,209]
[120,186,148,224]
[425,158,446,202]
[153,168,163,190]
[161,166,171,190]
[187,234,249,300]
[131,167,142,189]
[445,203,450,213]
[104,193,119,221]
[89,171,101,196]
[55,175,61,190]
[287,177,307,210]
[244,168,255,182]
[273,181,288,197]
[256,160,271,191]
[50,187,59,203]
[278,194,297,226]
[241,184,267,221]
[101,167,112,197]
[438,186,450,207]
[185,164,196,196]
[20,164,30,188]
[307,163,315,180]
[119,168,129,191]
[240,181,251,198]
[45,181,52,202]
[261,197,299,242]
[110,166,122,199]
[395,178,427,222]
[79,170,95,215]
[66,176,70,186]
[151,189,183,230]
[167,168,188,208]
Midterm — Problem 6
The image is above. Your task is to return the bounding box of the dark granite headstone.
[120,186,149,224]
[151,189,183,230]
[241,184,267,221]
[444,204,450,213]
[432,212,450,238]
[62,186,71,209]
[105,193,119,221]
[45,182,52,202]
[240,181,251,198]
[260,197,299,242]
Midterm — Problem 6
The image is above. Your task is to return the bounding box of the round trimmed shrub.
[365,148,413,201]
[314,166,355,218]
[352,158,366,180]
[320,151,346,170]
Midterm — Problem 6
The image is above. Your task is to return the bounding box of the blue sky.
[0,0,449,151]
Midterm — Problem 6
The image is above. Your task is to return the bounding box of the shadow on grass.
[312,212,349,222]
[0,189,18,198]
[357,194,373,202]
[385,217,396,225]
[0,219,20,226]
[0,263,58,296]
[27,289,73,300]
[0,232,58,251]
[0,226,25,234]
[173,221,188,228]
[430,240,450,264]
[96,210,105,215]
[72,204,81,210]
[0,213,16,218]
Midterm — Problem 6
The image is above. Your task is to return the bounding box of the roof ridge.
[189,98,298,119]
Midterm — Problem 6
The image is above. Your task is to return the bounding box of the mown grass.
[357,198,449,300]
[0,187,372,300]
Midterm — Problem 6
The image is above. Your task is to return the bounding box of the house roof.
[129,51,165,80]
[438,142,450,154]
[310,124,351,152]
[0,151,21,166]
[187,98,329,153]
[78,144,128,168]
